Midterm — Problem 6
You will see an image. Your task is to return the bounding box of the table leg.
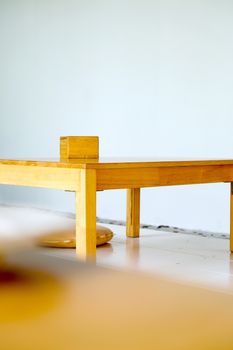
[76,169,97,262]
[230,183,233,253]
[126,188,141,238]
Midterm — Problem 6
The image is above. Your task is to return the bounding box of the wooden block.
[60,136,99,159]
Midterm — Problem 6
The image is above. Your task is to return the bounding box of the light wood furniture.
[60,136,99,159]
[1,136,233,261]
[2,252,233,349]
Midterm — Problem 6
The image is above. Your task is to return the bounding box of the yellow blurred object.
[37,224,113,248]
[1,252,233,350]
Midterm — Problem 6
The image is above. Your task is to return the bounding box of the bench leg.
[230,183,233,253]
[126,188,141,238]
[76,169,97,262]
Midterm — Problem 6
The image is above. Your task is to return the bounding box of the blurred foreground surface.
[0,250,233,350]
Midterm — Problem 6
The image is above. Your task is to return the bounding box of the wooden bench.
[1,136,233,261]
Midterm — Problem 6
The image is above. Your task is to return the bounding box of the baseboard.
[0,203,229,240]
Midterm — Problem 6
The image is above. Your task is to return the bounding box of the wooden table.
[1,136,233,261]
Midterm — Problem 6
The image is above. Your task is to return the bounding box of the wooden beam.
[126,188,141,238]
[230,183,233,253]
[0,164,80,191]
[76,169,97,261]
[96,165,233,190]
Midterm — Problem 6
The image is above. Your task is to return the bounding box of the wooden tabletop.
[1,157,233,191]
[1,157,233,169]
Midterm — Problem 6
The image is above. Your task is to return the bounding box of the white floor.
[40,223,233,294]
[1,205,233,293]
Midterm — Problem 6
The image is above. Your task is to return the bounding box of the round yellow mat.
[37,225,113,248]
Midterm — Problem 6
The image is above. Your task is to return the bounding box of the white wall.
[1,0,233,232]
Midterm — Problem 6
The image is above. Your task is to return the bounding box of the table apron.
[0,164,81,191]
[1,164,233,192]
[96,165,233,190]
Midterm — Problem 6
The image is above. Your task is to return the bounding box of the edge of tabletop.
[84,159,233,169]
[1,159,233,170]
[0,159,87,169]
